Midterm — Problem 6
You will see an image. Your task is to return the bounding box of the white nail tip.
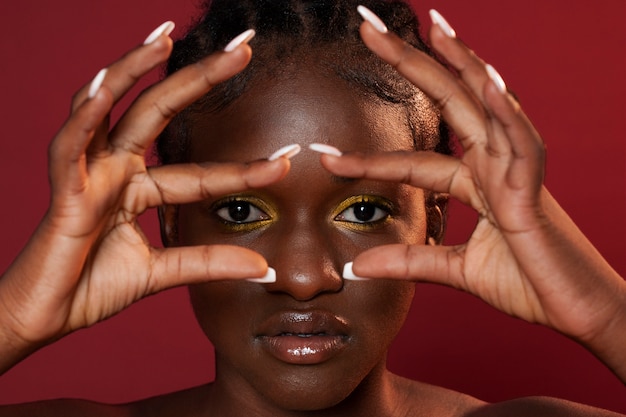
[342,262,369,281]
[88,68,107,99]
[429,9,456,38]
[485,64,507,93]
[143,21,175,45]
[247,267,276,284]
[357,5,388,34]
[268,144,301,161]
[224,29,256,52]
[308,143,342,157]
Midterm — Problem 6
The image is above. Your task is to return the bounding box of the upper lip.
[256,310,350,338]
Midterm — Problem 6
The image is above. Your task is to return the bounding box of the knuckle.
[70,90,86,113]
[151,98,178,121]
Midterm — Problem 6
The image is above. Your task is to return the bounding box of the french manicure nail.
[268,144,301,161]
[429,9,456,38]
[485,64,507,93]
[356,5,388,34]
[88,68,107,99]
[342,262,369,281]
[143,21,175,45]
[224,29,256,52]
[309,143,342,157]
[247,267,277,284]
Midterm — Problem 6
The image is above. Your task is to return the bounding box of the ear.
[426,193,447,245]
[158,204,179,247]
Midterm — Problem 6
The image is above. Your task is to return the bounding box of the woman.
[0,0,619,412]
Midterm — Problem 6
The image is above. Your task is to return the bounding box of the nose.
[263,220,344,301]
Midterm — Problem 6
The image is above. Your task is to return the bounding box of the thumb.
[351,243,467,291]
[146,245,272,293]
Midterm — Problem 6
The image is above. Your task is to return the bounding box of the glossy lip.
[256,311,350,365]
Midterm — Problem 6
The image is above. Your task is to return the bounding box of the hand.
[0,27,288,373]
[320,11,626,381]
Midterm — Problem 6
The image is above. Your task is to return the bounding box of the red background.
[0,0,624,412]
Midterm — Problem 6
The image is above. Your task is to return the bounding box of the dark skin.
[164,70,428,414]
[0,10,624,417]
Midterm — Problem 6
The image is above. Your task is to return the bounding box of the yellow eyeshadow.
[332,194,394,230]
[211,195,277,233]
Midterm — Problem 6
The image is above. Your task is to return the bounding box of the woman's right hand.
[0,26,286,373]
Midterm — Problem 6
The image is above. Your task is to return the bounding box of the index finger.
[318,151,479,209]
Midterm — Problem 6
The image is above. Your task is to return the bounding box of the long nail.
[88,68,107,99]
[268,144,301,161]
[485,64,507,93]
[342,262,369,281]
[224,29,256,52]
[247,267,276,284]
[143,21,175,45]
[429,9,456,38]
[309,143,342,157]
[356,5,388,34]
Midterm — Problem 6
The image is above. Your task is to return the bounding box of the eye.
[214,198,272,225]
[334,195,392,225]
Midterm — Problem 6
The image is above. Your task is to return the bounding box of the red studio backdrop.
[0,0,624,412]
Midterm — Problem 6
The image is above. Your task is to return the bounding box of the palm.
[70,219,153,328]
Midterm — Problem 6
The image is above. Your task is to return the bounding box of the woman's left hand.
[319,10,626,382]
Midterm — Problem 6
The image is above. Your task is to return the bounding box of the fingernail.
[143,21,175,45]
[356,5,388,34]
[268,144,301,161]
[309,143,342,157]
[429,9,456,38]
[247,267,276,284]
[224,29,256,52]
[485,64,507,93]
[342,262,369,281]
[88,68,107,99]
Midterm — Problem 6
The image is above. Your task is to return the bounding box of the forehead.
[188,70,415,163]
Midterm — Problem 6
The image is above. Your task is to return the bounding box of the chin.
[249,365,370,411]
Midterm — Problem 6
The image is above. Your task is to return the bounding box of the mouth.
[257,311,350,365]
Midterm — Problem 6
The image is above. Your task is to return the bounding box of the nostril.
[266,267,344,301]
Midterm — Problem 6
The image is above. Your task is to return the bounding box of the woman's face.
[170,69,429,411]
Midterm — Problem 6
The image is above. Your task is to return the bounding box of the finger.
[109,44,253,156]
[48,91,114,192]
[147,245,271,294]
[358,21,486,149]
[318,151,482,208]
[428,14,544,159]
[128,158,291,212]
[71,22,175,112]
[351,243,467,291]
[427,16,490,109]
[484,78,546,191]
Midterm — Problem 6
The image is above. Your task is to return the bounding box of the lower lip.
[260,335,348,365]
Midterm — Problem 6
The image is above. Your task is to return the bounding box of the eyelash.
[211,194,394,232]
[332,195,393,230]
[211,196,275,232]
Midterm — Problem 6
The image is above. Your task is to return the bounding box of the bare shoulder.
[0,399,131,417]
[466,396,625,417]
[0,385,208,417]
[392,376,624,417]
[390,374,486,416]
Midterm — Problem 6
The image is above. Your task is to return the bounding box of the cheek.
[397,188,428,244]
[347,280,415,343]
[187,282,257,348]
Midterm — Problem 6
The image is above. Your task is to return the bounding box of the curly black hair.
[156,0,452,242]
